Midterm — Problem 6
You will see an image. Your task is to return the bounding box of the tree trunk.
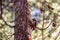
[13,0,33,40]
[0,0,2,19]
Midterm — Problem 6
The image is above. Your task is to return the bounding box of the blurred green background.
[0,0,60,40]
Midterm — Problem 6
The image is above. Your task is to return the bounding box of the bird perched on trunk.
[31,8,42,23]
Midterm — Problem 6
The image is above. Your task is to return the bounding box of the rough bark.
[13,0,34,40]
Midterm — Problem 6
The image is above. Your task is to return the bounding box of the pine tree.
[13,0,35,40]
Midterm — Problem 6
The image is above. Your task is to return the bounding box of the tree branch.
[36,20,53,30]
[54,31,60,40]
[2,17,15,28]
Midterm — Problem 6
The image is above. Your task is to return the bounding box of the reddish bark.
[13,0,36,40]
